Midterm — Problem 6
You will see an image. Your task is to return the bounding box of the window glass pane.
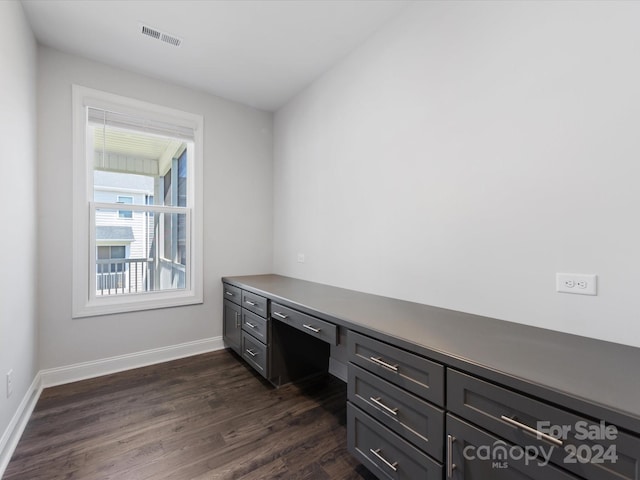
[90,122,188,208]
[94,208,187,296]
[90,119,191,298]
[94,171,154,202]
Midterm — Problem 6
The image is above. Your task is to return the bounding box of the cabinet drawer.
[241,331,267,378]
[448,369,640,480]
[348,363,444,460]
[348,403,442,480]
[348,331,444,406]
[447,414,581,480]
[271,303,337,345]
[242,308,268,344]
[241,290,268,318]
[222,283,242,305]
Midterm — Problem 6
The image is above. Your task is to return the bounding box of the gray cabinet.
[271,302,338,345]
[242,331,268,377]
[268,302,337,387]
[222,283,241,304]
[447,369,640,480]
[348,363,444,459]
[348,403,443,480]
[222,294,242,355]
[347,331,445,477]
[446,414,581,480]
[348,331,444,406]
[223,283,270,378]
[241,290,268,317]
[241,308,268,343]
[222,275,640,480]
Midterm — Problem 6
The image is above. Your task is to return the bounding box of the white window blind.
[87,107,195,141]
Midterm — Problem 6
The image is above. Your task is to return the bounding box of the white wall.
[274,1,640,348]
[0,0,38,442]
[38,47,273,369]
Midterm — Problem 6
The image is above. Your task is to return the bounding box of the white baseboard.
[0,373,42,478]
[41,336,225,388]
[0,336,224,477]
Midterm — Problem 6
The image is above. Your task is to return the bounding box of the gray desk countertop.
[222,274,640,434]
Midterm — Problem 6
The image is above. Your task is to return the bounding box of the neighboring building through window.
[72,85,203,317]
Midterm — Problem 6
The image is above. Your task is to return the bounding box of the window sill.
[72,290,203,318]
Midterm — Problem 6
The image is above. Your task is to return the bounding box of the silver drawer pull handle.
[447,435,456,478]
[235,312,240,328]
[370,397,398,416]
[273,312,288,319]
[302,324,321,333]
[369,448,398,472]
[245,322,257,329]
[245,300,257,306]
[225,291,234,296]
[370,356,399,372]
[500,415,563,446]
[245,349,258,357]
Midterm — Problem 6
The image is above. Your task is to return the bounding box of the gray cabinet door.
[348,403,443,480]
[448,369,639,480]
[446,414,581,480]
[223,299,242,355]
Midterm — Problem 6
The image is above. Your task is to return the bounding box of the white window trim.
[72,85,204,318]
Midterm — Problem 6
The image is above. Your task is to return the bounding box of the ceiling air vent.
[160,33,181,47]
[140,23,182,47]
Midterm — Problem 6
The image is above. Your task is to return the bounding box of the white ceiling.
[21,0,407,111]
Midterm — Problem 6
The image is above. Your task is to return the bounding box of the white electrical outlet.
[297,253,305,263]
[6,369,13,398]
[556,273,597,296]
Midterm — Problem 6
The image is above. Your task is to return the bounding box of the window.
[72,85,203,317]
[117,196,133,218]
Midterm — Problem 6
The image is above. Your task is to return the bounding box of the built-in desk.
[222,274,640,480]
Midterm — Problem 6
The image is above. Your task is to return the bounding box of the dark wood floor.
[4,349,377,480]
